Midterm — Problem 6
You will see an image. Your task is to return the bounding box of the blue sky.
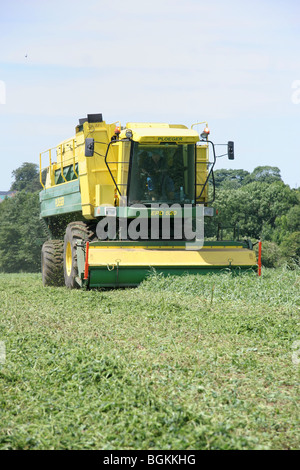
[0,0,299,190]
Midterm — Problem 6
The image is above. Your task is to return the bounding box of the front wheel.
[63,221,91,289]
[41,240,64,286]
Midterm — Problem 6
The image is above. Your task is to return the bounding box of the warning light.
[201,127,210,140]
[115,126,121,135]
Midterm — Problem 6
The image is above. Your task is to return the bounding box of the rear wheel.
[41,240,64,286]
[63,221,91,289]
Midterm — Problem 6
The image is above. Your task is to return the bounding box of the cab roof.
[121,123,199,144]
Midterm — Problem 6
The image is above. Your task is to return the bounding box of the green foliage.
[10,162,42,193]
[212,186,259,237]
[214,166,282,190]
[0,270,299,450]
[254,240,283,268]
[206,166,299,267]
[280,232,300,266]
[245,166,282,184]
[286,205,300,232]
[0,191,45,272]
[214,169,250,189]
[211,180,299,241]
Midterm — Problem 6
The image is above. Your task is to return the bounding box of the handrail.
[196,140,216,203]
[39,153,45,189]
[59,145,68,183]
[103,138,131,197]
[191,121,208,130]
[72,139,78,178]
[111,120,121,130]
[39,147,56,188]
[40,140,80,188]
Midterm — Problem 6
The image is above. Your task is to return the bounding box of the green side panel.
[87,265,257,288]
[39,180,82,218]
[55,163,79,185]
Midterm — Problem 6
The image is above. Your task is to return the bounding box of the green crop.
[0,268,299,449]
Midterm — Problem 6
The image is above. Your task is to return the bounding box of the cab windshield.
[128,142,195,205]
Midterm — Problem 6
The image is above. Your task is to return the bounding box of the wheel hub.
[66,241,72,276]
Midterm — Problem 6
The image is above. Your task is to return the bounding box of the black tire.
[63,221,92,289]
[41,240,64,287]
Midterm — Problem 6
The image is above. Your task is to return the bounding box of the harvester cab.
[39,114,256,288]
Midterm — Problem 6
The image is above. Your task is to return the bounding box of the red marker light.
[200,126,210,140]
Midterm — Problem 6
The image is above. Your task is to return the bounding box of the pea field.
[0,268,299,450]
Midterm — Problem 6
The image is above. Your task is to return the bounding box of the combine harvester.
[39,114,257,288]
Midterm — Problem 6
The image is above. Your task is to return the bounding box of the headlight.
[125,129,133,139]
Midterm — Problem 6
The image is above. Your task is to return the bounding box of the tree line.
[0,162,299,272]
[207,166,300,267]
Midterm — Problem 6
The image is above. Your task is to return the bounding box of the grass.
[0,268,299,450]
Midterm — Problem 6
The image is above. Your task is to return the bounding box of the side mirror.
[228,141,234,160]
[85,138,94,157]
